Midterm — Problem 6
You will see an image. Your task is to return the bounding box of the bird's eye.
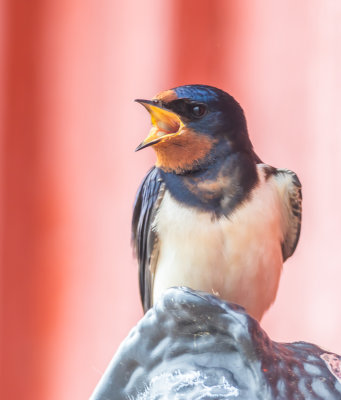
[190,104,206,118]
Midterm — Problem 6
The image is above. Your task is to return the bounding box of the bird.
[132,84,302,321]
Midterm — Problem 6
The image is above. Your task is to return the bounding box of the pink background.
[1,1,340,399]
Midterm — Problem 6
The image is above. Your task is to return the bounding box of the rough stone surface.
[91,287,341,400]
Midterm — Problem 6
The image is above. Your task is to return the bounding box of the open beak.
[135,99,183,151]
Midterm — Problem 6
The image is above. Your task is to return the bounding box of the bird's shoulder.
[259,164,302,261]
[132,166,163,243]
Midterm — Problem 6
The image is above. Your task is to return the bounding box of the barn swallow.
[132,85,302,321]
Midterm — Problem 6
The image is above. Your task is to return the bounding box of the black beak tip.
[135,142,144,152]
[135,139,158,152]
[135,99,149,104]
[135,99,156,107]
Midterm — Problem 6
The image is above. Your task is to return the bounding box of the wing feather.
[273,168,302,261]
[132,167,164,311]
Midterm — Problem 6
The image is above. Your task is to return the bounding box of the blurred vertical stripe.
[1,1,51,399]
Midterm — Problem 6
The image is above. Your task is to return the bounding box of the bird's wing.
[252,150,263,164]
[132,167,165,312]
[272,168,302,261]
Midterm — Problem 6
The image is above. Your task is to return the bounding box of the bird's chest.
[153,181,284,320]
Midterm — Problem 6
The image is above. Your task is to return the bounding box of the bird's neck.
[159,151,258,216]
[153,128,216,174]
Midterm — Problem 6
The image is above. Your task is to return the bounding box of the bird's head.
[135,85,253,173]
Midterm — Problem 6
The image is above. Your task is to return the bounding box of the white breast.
[153,165,286,321]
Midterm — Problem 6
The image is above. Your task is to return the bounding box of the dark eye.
[190,104,206,118]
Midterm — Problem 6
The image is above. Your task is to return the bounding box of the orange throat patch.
[153,128,215,173]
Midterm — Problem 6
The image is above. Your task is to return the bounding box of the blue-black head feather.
[164,84,252,156]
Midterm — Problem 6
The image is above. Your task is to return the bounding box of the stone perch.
[90,287,341,399]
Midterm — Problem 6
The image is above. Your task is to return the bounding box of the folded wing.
[272,168,302,261]
[132,167,164,311]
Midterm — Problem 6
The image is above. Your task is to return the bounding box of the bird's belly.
[153,186,284,321]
